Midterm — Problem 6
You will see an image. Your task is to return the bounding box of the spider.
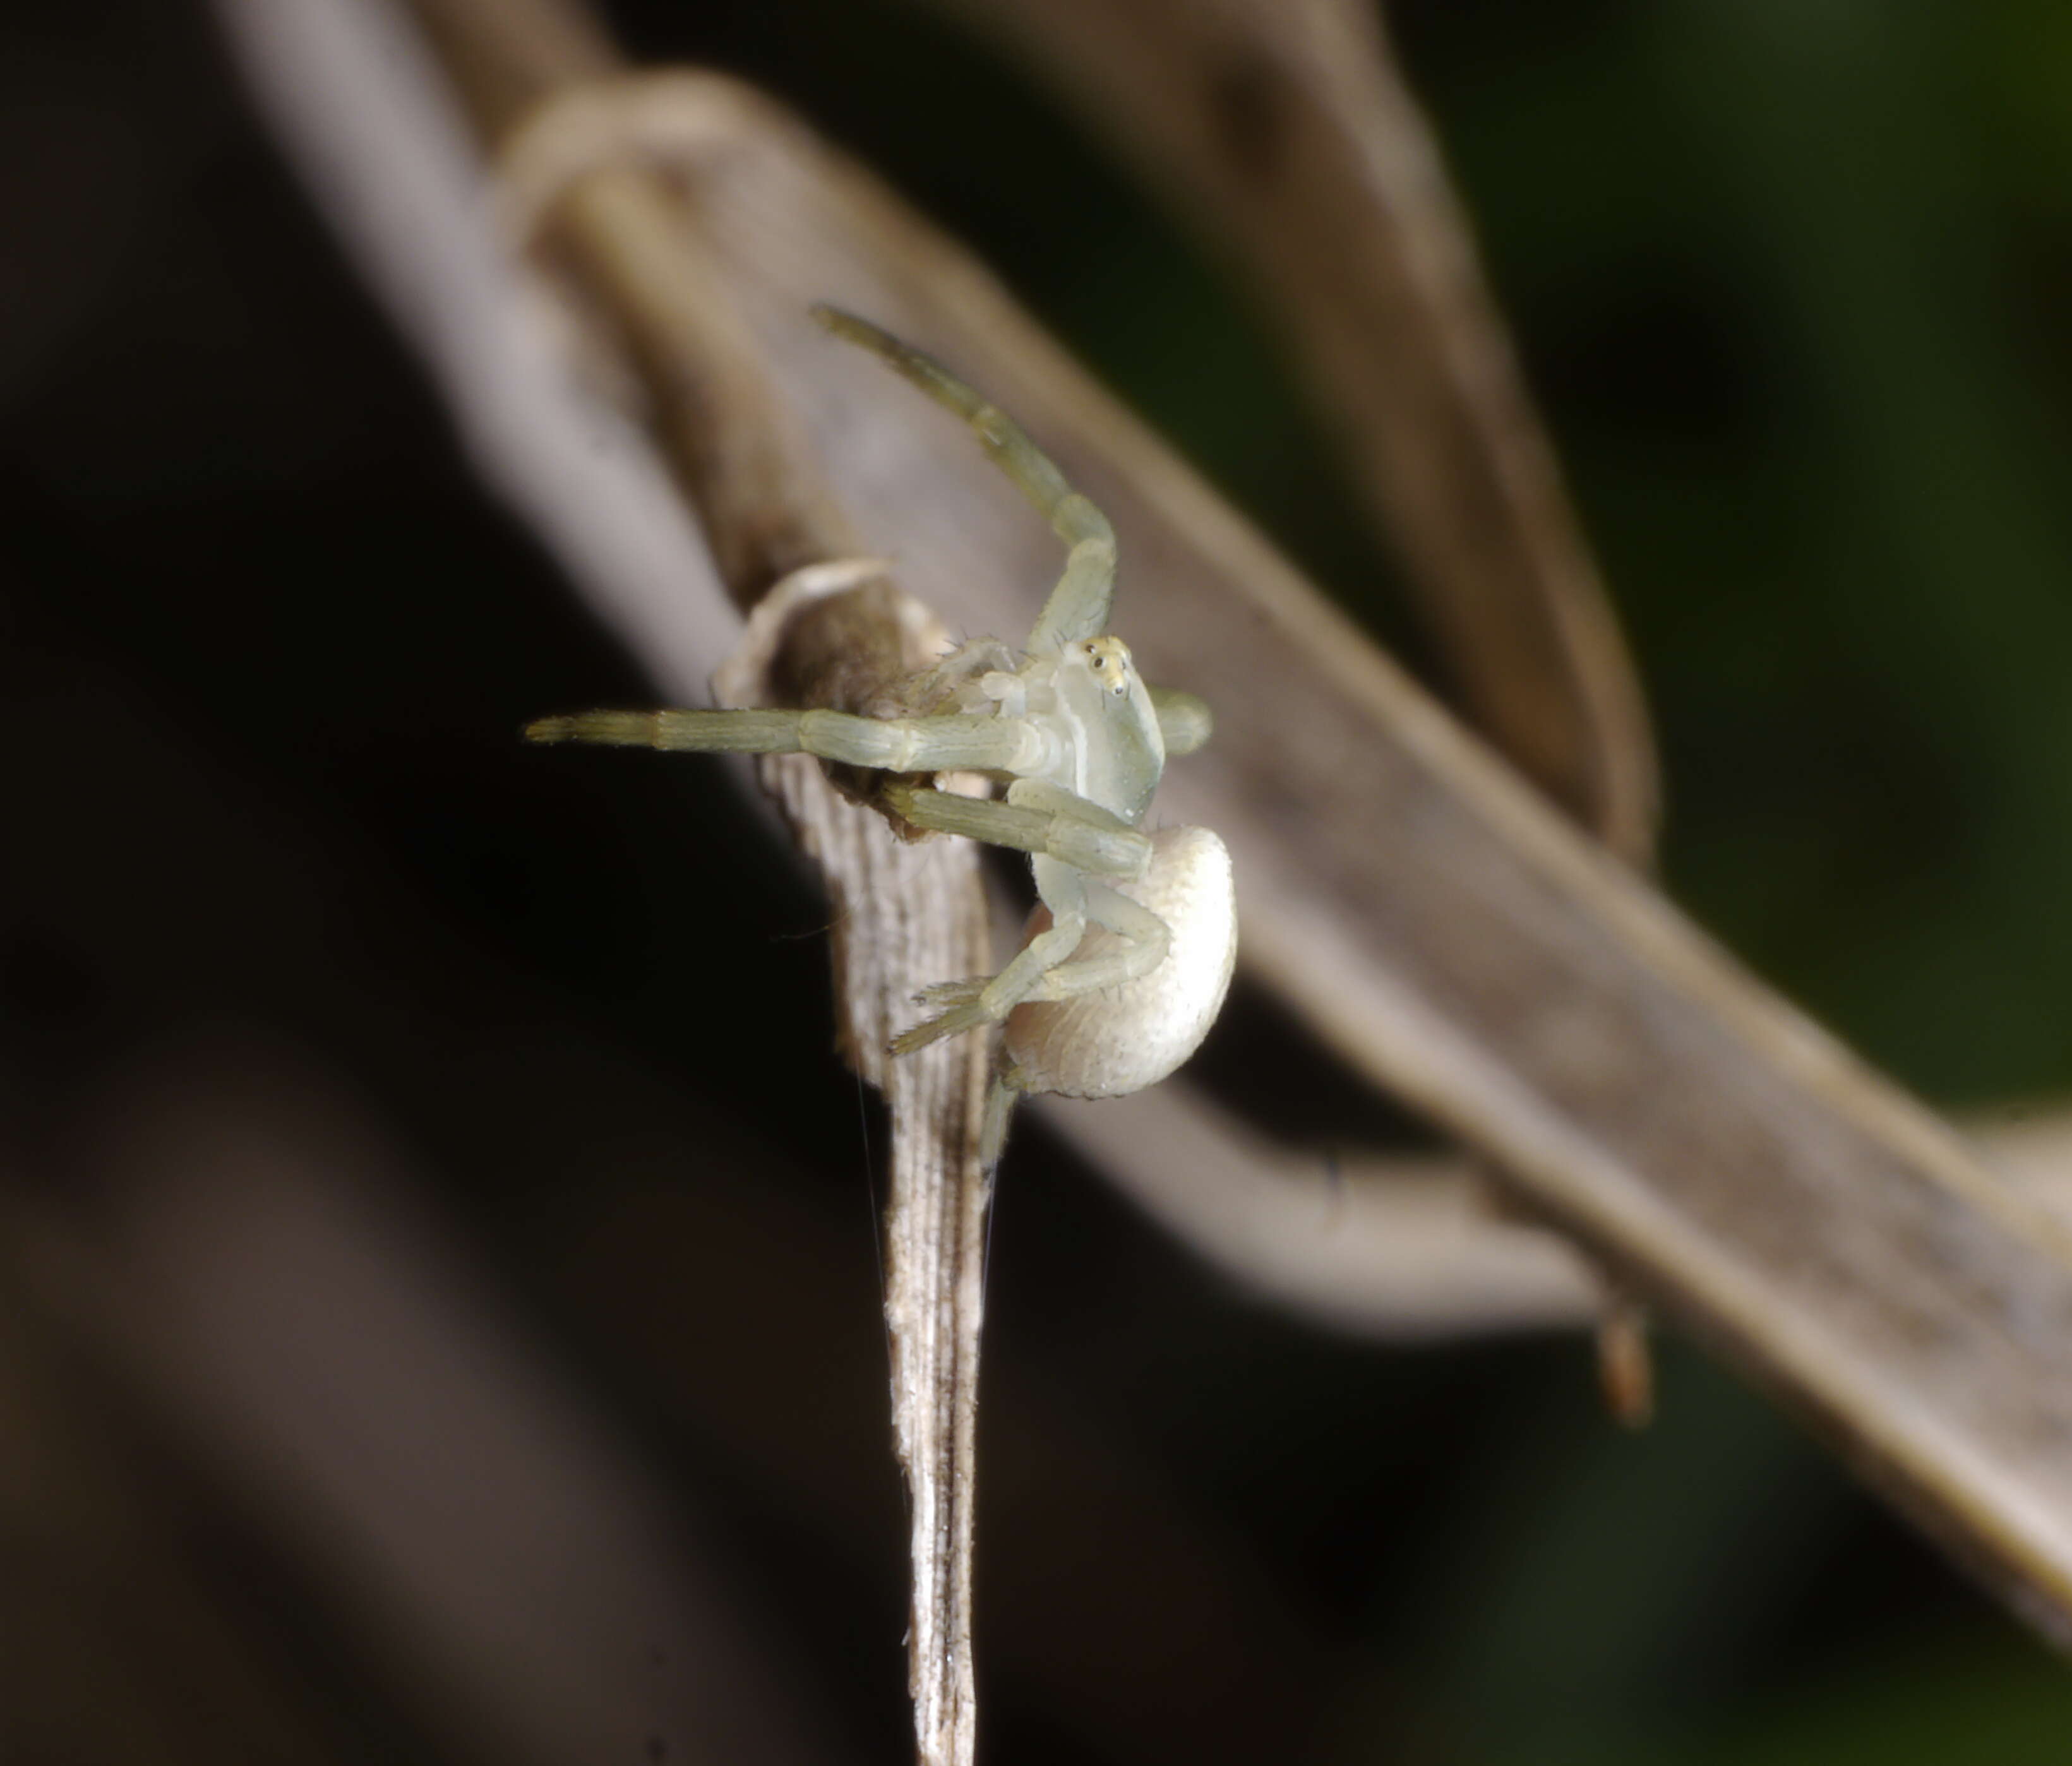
[527,307,1237,1165]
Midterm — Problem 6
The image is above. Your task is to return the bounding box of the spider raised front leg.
[527,307,1235,1165]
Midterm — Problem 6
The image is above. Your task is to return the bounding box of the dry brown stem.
[491,92,995,1766]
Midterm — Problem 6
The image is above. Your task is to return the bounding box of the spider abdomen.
[1005,825,1237,1099]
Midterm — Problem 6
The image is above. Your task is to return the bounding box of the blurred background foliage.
[6,1,2072,1762]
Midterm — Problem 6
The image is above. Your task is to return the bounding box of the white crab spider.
[527,307,1237,1166]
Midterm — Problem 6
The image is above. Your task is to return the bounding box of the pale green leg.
[812,306,1117,651]
[882,782,1151,878]
[1020,880,1171,1001]
[1025,520,1118,655]
[524,708,805,753]
[891,861,1089,1055]
[525,707,1046,773]
[925,871,1170,1015]
[890,797,1168,1053]
[1002,778,1136,832]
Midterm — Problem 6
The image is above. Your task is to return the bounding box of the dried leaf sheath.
[518,242,993,1766]
[712,577,991,1766]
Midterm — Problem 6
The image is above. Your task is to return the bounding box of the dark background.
[6,1,2072,1762]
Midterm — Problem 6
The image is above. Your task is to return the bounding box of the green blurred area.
[637,2,2072,1760]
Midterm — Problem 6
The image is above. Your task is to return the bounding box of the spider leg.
[882,782,1150,878]
[911,874,1173,1017]
[890,863,1090,1056]
[524,708,805,753]
[525,707,1049,774]
[1021,881,1172,1001]
[900,862,1172,1170]
[813,306,1117,651]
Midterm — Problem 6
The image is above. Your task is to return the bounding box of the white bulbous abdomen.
[1004,825,1236,1099]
